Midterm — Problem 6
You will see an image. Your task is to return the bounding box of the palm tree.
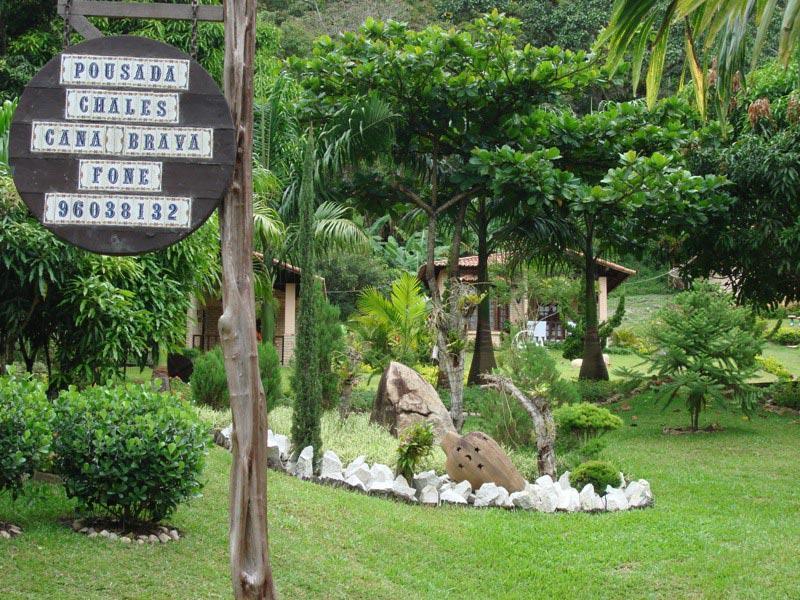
[600,1,799,119]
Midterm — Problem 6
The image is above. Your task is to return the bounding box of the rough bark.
[467,199,496,385]
[579,221,609,381]
[483,374,557,479]
[221,1,276,598]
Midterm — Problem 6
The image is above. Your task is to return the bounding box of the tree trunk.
[468,199,496,385]
[579,223,609,381]
[152,343,170,392]
[483,375,556,479]
[221,1,276,598]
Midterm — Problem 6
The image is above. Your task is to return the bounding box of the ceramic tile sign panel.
[8,35,235,255]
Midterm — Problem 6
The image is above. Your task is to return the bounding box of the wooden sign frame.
[10,35,236,255]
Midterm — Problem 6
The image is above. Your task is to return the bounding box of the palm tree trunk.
[468,199,496,385]
[579,222,609,381]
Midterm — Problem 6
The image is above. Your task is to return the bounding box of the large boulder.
[371,361,456,442]
[441,431,526,494]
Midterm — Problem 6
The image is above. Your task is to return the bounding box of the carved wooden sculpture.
[441,431,526,493]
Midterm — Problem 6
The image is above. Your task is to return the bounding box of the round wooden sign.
[8,35,235,255]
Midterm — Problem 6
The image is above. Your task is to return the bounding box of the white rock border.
[69,519,182,544]
[224,429,654,514]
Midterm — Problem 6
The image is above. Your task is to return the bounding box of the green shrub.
[475,389,533,449]
[570,460,620,491]
[611,327,654,354]
[576,379,625,404]
[554,402,623,443]
[396,421,435,481]
[53,384,207,525]
[768,382,800,409]
[258,342,282,410]
[192,344,284,410]
[756,356,793,381]
[191,347,228,409]
[773,327,800,346]
[0,371,53,498]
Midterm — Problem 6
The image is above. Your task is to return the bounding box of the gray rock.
[474,483,505,507]
[79,527,89,534]
[625,479,653,508]
[71,519,83,532]
[108,532,118,541]
[87,531,98,539]
[169,529,180,541]
[344,475,367,492]
[579,484,604,512]
[8,525,22,535]
[121,536,131,544]
[0,530,10,540]
[344,456,367,479]
[99,530,110,538]
[215,424,233,449]
[148,534,159,543]
[266,444,283,469]
[556,486,580,512]
[534,484,558,513]
[413,470,439,493]
[292,445,314,479]
[438,481,455,494]
[157,532,171,543]
[348,463,372,486]
[496,486,511,508]
[391,476,418,502]
[367,479,394,493]
[509,490,537,510]
[557,471,572,490]
[370,463,395,484]
[419,484,440,505]
[440,489,468,505]
[452,480,472,501]
[604,486,630,511]
[535,474,555,489]
[267,430,290,461]
[320,450,343,479]
[371,361,457,443]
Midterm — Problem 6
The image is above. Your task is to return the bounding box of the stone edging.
[215,426,654,513]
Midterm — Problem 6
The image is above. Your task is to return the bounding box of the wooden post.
[220,0,276,598]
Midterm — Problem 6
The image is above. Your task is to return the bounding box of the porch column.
[185,294,199,348]
[283,283,297,361]
[598,276,608,322]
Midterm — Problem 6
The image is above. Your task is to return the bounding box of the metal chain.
[62,0,72,48]
[190,0,199,59]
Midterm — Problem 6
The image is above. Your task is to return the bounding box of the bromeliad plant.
[395,421,435,483]
[629,283,764,431]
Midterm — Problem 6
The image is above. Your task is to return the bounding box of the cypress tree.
[290,134,323,462]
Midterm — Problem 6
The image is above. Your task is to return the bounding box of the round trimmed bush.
[554,402,623,442]
[0,371,53,498]
[570,460,620,492]
[773,327,800,346]
[53,383,207,525]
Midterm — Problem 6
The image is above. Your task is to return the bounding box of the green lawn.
[2,396,799,599]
